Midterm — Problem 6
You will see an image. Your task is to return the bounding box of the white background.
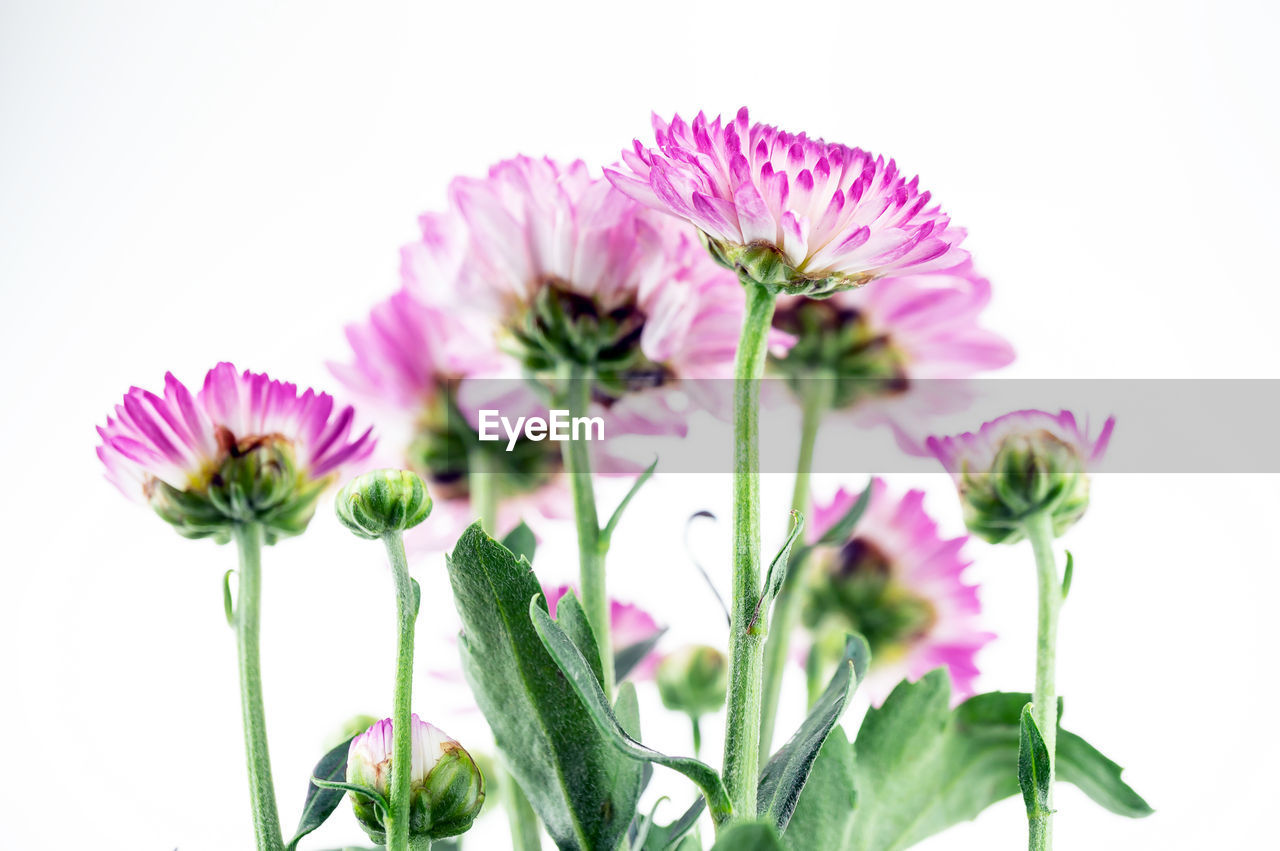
[3,0,1279,847]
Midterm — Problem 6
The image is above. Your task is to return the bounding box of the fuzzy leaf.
[501,521,537,563]
[446,523,643,850]
[779,727,856,851]
[530,598,733,825]
[555,589,604,686]
[806,675,1153,851]
[1019,705,1052,822]
[285,735,356,851]
[759,634,868,832]
[639,797,707,850]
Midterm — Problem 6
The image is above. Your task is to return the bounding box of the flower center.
[770,300,909,409]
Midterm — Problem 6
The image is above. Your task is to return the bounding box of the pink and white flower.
[801,478,994,703]
[97,363,374,541]
[607,108,967,293]
[926,409,1115,483]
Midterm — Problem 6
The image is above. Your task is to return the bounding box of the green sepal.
[529,597,733,825]
[284,735,357,851]
[445,523,643,850]
[758,634,868,833]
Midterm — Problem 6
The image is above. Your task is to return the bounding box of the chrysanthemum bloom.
[331,288,569,546]
[927,409,1115,544]
[800,478,994,703]
[435,155,762,404]
[543,583,664,679]
[770,261,1014,412]
[346,714,485,843]
[606,108,968,297]
[97,362,375,543]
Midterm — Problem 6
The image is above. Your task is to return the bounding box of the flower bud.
[346,715,485,842]
[656,645,729,718]
[928,410,1115,544]
[336,469,432,539]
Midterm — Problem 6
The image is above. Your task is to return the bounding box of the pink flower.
[926,409,1115,482]
[412,156,770,417]
[802,478,994,703]
[926,410,1115,543]
[331,288,568,547]
[97,363,375,541]
[607,108,967,293]
[544,584,663,679]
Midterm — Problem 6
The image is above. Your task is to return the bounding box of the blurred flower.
[801,478,994,703]
[331,288,569,546]
[417,155,777,426]
[544,583,663,679]
[347,714,485,842]
[607,108,967,296]
[656,645,729,718]
[927,409,1115,544]
[97,362,374,543]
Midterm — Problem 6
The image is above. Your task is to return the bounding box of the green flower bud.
[336,469,432,539]
[346,715,485,842]
[656,645,729,718]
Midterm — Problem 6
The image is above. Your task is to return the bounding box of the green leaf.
[749,511,805,632]
[758,634,868,833]
[222,569,236,627]
[615,626,668,682]
[554,588,604,687]
[600,458,658,546]
[1061,550,1074,599]
[501,521,537,563]
[709,821,783,850]
[830,677,1151,851]
[779,727,855,851]
[639,797,707,850]
[529,597,733,825]
[285,735,356,851]
[1019,705,1052,822]
[814,479,873,547]
[446,523,644,851]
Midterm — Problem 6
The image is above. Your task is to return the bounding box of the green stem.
[470,448,500,535]
[232,523,285,851]
[558,364,613,701]
[691,715,703,759]
[505,770,542,851]
[384,531,417,851]
[409,837,433,851]
[758,375,830,762]
[721,280,778,821]
[1025,512,1061,851]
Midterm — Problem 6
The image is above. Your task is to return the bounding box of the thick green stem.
[1025,512,1061,851]
[232,523,285,851]
[558,365,613,700]
[722,280,778,821]
[470,449,500,535]
[384,531,417,851]
[758,375,830,762]
[505,770,542,851]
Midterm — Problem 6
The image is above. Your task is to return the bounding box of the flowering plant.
[99,108,1149,851]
